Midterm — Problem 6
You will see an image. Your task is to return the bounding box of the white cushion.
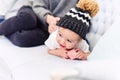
[0,58,13,80]
[0,0,16,15]
[87,0,120,50]
[88,18,120,60]
[75,59,120,80]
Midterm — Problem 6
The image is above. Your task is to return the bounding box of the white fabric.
[45,30,59,49]
[75,59,120,80]
[0,58,13,80]
[0,37,81,80]
[5,0,31,19]
[45,30,89,52]
[0,0,16,15]
[88,18,120,60]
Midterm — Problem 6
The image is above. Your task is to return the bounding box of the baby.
[45,0,99,60]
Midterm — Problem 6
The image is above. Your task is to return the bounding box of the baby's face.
[56,27,82,50]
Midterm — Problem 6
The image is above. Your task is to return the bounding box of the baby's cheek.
[67,44,75,50]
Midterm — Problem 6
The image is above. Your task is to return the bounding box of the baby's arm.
[48,48,69,59]
[67,49,90,60]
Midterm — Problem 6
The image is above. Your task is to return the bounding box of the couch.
[0,0,120,80]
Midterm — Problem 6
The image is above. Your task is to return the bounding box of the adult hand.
[46,14,60,33]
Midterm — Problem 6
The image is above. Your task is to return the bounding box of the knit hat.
[57,0,99,39]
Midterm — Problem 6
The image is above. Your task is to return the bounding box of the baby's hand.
[67,49,80,60]
[48,48,69,59]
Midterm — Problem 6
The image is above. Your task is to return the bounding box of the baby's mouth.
[59,44,66,48]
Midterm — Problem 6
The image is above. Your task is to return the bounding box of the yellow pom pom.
[76,0,99,17]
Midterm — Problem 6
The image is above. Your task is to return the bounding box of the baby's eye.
[67,39,72,43]
[59,33,62,37]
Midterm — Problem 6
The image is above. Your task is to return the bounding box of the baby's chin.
[59,46,66,49]
[59,45,73,50]
[66,48,74,51]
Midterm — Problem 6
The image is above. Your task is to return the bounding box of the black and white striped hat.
[57,7,91,39]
